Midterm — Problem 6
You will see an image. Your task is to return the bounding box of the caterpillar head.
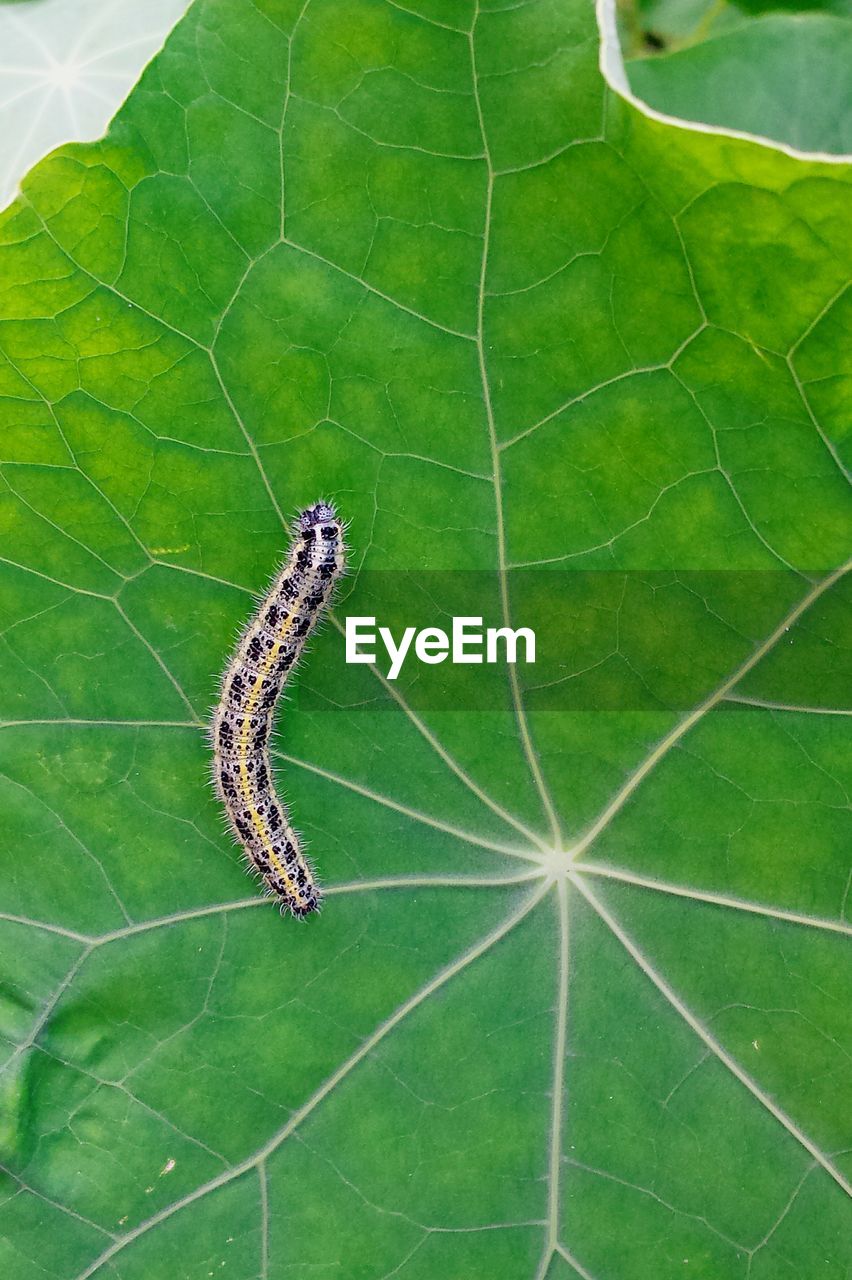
[298,502,338,531]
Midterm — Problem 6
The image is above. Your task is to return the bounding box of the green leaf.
[0,2,850,1278]
[617,0,852,57]
[626,13,852,154]
[733,0,851,14]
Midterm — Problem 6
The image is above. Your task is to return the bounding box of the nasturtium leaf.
[626,13,852,155]
[0,0,191,210]
[617,0,852,56]
[0,1,849,1278]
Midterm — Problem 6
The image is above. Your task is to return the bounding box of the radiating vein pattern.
[0,0,191,210]
[0,0,849,1277]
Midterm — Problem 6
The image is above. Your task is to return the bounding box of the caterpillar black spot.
[211,502,346,917]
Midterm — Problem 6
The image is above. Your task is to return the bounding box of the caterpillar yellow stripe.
[211,502,346,917]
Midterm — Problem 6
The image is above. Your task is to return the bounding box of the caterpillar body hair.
[211,501,346,917]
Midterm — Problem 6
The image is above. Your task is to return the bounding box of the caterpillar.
[211,501,346,917]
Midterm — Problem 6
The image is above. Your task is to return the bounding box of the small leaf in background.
[0,0,191,210]
[626,11,852,154]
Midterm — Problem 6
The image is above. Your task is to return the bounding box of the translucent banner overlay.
[289,569,849,713]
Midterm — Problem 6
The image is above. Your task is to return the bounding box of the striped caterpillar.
[211,502,346,917]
